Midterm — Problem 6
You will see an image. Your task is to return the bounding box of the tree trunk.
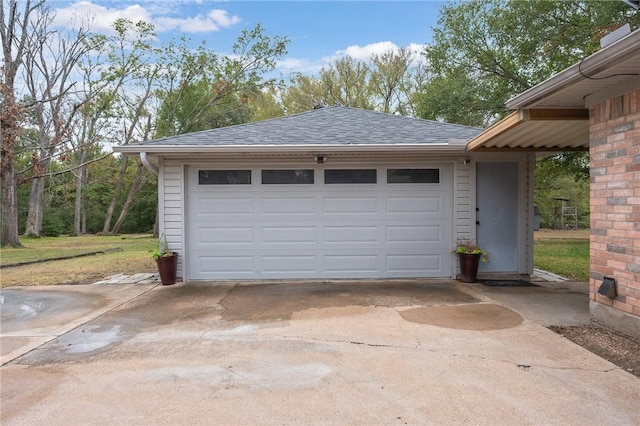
[111,162,146,234]
[81,165,88,234]
[102,155,128,233]
[0,150,22,247]
[153,208,159,238]
[73,150,87,235]
[23,175,45,237]
[23,143,54,237]
[0,87,23,247]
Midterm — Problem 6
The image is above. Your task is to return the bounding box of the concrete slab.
[1,280,638,425]
[0,283,158,365]
[461,281,590,326]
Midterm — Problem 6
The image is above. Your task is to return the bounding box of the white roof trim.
[114,143,465,155]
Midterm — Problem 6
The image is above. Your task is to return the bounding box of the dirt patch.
[550,325,640,378]
[400,303,523,330]
[534,229,589,241]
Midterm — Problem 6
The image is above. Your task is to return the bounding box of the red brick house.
[468,27,640,339]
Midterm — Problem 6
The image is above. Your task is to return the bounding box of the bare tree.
[20,6,92,237]
[370,47,416,115]
[94,19,160,234]
[1,0,44,247]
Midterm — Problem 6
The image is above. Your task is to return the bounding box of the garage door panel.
[261,256,316,273]
[199,256,253,274]
[324,255,378,273]
[260,197,317,214]
[387,254,442,273]
[324,226,378,243]
[386,196,446,214]
[386,225,441,243]
[198,197,253,215]
[323,197,378,214]
[261,226,316,244]
[187,165,453,279]
[199,226,254,244]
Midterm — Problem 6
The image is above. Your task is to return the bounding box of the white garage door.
[186,165,452,280]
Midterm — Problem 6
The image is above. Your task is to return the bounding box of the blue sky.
[53,0,445,75]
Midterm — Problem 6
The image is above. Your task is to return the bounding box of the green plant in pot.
[150,234,177,285]
[454,240,488,283]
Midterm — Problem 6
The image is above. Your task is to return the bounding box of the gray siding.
[160,160,184,277]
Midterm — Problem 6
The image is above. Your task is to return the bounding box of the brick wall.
[589,88,640,328]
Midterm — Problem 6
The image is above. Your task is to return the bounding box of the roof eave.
[506,28,640,109]
[465,109,589,152]
[113,143,467,156]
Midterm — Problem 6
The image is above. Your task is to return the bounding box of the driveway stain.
[221,282,478,321]
[62,325,122,354]
[400,303,523,330]
[146,362,332,390]
[1,289,105,333]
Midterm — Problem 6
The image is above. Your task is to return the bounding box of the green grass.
[534,239,589,281]
[1,232,591,287]
[1,234,158,287]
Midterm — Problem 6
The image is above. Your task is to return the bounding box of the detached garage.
[116,106,537,281]
[186,164,452,279]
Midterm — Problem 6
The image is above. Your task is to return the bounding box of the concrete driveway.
[1,279,638,425]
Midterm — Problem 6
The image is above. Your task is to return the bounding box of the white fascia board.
[114,143,465,155]
[506,28,640,109]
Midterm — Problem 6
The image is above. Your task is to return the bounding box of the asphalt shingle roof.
[136,106,484,147]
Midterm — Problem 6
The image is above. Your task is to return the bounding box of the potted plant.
[454,240,488,283]
[150,234,177,285]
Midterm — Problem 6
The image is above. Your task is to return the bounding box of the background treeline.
[2,0,638,246]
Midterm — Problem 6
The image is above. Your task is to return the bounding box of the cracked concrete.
[1,279,639,425]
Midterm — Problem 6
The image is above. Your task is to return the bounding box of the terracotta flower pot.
[156,252,177,285]
[458,253,481,283]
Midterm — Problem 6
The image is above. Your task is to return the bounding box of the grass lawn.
[534,229,590,281]
[1,230,591,288]
[1,234,158,288]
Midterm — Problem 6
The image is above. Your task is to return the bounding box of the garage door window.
[387,168,440,184]
[262,169,314,184]
[325,169,377,184]
[199,170,251,185]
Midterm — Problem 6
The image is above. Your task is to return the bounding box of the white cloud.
[324,41,427,65]
[155,9,240,33]
[53,1,240,34]
[277,57,326,75]
[339,41,400,61]
[277,41,428,78]
[53,1,152,32]
[208,9,240,28]
[324,41,396,63]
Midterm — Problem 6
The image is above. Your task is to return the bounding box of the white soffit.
[466,109,589,152]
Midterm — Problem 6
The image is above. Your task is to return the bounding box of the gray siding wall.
[160,159,185,277]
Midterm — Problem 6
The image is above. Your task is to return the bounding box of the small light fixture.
[463,158,471,165]
[314,155,326,164]
[597,277,617,299]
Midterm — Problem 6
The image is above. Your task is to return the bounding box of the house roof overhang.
[467,27,640,152]
[466,108,589,152]
[114,142,469,158]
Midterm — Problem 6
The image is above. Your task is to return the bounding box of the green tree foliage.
[155,24,288,137]
[416,0,639,127]
[535,152,590,228]
[281,47,423,115]
[246,88,284,122]
[417,0,639,228]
